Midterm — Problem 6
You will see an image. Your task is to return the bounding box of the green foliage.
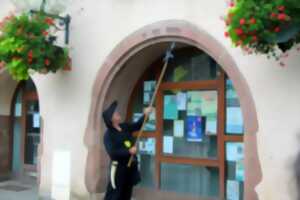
[224,0,300,58]
[0,12,69,81]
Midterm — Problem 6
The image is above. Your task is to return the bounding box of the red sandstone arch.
[84,20,261,200]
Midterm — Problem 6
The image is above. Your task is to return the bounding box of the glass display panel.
[131,69,157,132]
[225,142,245,200]
[226,80,244,135]
[163,48,220,82]
[160,163,219,198]
[137,138,156,188]
[162,90,218,159]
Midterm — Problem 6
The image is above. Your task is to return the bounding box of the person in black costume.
[103,101,152,200]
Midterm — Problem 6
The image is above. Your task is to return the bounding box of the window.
[127,47,245,199]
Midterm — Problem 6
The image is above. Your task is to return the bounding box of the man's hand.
[144,107,153,116]
[129,146,137,155]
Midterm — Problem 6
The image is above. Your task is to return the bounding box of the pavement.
[0,180,38,200]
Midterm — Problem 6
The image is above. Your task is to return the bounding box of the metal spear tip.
[163,42,176,62]
[170,42,176,51]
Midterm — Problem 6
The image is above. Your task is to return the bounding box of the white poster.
[145,138,155,155]
[226,107,244,133]
[163,136,174,154]
[226,180,239,200]
[139,141,146,152]
[226,143,244,161]
[205,116,217,135]
[51,150,71,200]
[174,120,184,138]
[139,139,155,155]
[176,92,187,111]
[33,113,40,128]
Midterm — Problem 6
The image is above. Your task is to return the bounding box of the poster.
[174,120,184,138]
[187,91,202,116]
[186,116,203,142]
[133,111,156,131]
[187,102,202,116]
[164,95,178,120]
[144,80,156,92]
[189,91,202,102]
[144,92,151,104]
[146,108,156,131]
[146,138,156,155]
[226,107,244,134]
[139,139,155,155]
[144,81,156,105]
[176,92,187,111]
[226,143,244,161]
[226,80,238,99]
[226,180,239,200]
[163,136,174,154]
[236,159,245,181]
[200,91,217,116]
[205,116,217,135]
[139,141,146,152]
[33,113,40,128]
[173,65,188,82]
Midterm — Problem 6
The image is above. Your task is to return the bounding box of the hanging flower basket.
[0,12,70,81]
[224,0,300,60]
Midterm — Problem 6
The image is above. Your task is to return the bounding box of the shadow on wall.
[294,132,300,200]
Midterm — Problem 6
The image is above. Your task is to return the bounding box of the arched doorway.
[125,45,244,199]
[10,78,41,180]
[84,20,261,200]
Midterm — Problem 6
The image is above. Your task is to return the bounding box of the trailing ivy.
[0,12,69,81]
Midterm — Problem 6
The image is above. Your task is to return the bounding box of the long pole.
[127,42,176,167]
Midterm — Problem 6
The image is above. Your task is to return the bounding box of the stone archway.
[84,20,261,200]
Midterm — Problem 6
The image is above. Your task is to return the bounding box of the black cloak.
[102,101,144,186]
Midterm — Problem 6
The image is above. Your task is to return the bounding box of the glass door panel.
[24,100,40,165]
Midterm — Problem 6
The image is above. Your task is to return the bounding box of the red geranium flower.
[270,12,277,18]
[274,27,281,33]
[45,59,50,66]
[45,17,54,25]
[252,36,258,42]
[42,30,49,36]
[278,6,285,12]
[28,50,33,58]
[235,28,243,36]
[277,13,286,21]
[224,32,229,37]
[239,18,246,25]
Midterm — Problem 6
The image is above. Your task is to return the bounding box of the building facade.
[0,0,300,200]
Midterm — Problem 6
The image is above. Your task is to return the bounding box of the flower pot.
[39,68,49,74]
[266,22,300,44]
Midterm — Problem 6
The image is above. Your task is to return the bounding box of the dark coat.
[102,101,145,186]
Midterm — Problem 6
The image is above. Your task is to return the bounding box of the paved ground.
[0,180,38,200]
